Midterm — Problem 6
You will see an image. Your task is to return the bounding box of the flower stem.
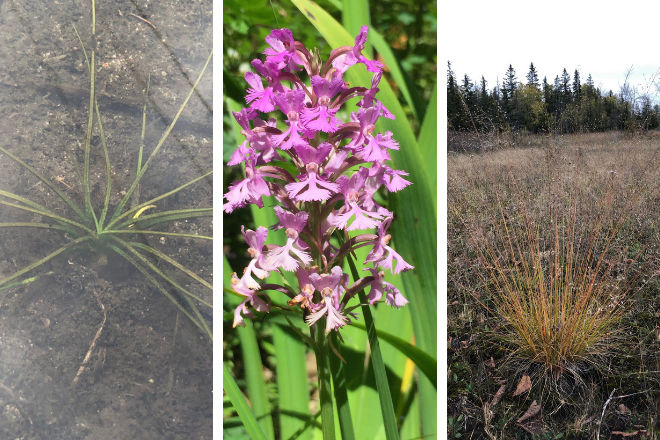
[313,319,335,440]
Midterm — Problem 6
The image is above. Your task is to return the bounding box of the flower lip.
[285,227,299,240]
[306,162,319,173]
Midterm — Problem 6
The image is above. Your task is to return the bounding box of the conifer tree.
[502,64,518,128]
[542,76,553,112]
[526,62,540,91]
[560,68,572,106]
[573,69,582,104]
[479,76,492,130]
[447,61,469,130]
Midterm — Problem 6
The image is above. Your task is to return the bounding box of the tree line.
[448,62,660,134]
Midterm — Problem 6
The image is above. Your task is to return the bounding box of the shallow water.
[0,0,212,438]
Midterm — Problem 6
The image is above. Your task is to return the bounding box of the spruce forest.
[448,61,660,134]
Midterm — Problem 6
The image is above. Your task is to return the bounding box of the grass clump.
[450,135,658,389]
[0,0,213,339]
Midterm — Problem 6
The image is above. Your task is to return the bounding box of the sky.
[444,1,660,102]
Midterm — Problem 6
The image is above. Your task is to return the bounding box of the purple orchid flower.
[328,167,385,231]
[271,89,313,150]
[263,28,302,71]
[364,268,409,308]
[331,26,384,74]
[244,71,276,112]
[266,207,312,271]
[357,71,394,119]
[223,154,272,213]
[225,26,415,334]
[365,215,414,274]
[235,226,275,290]
[231,272,270,328]
[285,143,340,202]
[304,266,350,333]
[300,76,345,133]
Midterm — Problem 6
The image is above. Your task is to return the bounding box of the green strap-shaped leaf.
[370,30,424,123]
[342,0,372,57]
[273,323,314,440]
[349,321,437,389]
[346,254,400,440]
[418,83,437,197]
[223,362,267,440]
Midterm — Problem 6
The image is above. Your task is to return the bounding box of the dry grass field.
[448,131,660,439]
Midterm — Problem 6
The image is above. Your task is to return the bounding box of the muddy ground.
[0,0,212,438]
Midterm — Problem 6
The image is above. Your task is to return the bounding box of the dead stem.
[72,290,107,386]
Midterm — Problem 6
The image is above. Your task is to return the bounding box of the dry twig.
[72,291,107,385]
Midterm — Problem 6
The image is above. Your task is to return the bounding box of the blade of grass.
[82,0,97,222]
[93,98,112,229]
[417,83,437,191]
[108,50,213,225]
[112,238,212,309]
[0,223,72,233]
[0,271,54,292]
[109,171,213,228]
[345,253,400,440]
[0,147,87,223]
[129,241,212,290]
[112,208,212,230]
[273,323,314,440]
[109,243,211,339]
[0,198,91,234]
[348,321,437,389]
[223,362,267,440]
[0,236,94,289]
[109,230,211,241]
[329,331,355,440]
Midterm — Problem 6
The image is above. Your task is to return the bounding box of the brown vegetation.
[448,131,660,438]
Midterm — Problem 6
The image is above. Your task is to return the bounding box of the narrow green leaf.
[0,236,94,289]
[342,0,371,57]
[312,322,336,440]
[109,242,210,338]
[128,242,213,290]
[109,168,212,229]
[329,332,355,440]
[349,321,437,389]
[113,208,212,230]
[0,147,87,223]
[346,254,400,440]
[273,323,313,440]
[223,362,267,440]
[0,271,54,292]
[370,30,421,122]
[109,50,213,225]
[418,82,437,199]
